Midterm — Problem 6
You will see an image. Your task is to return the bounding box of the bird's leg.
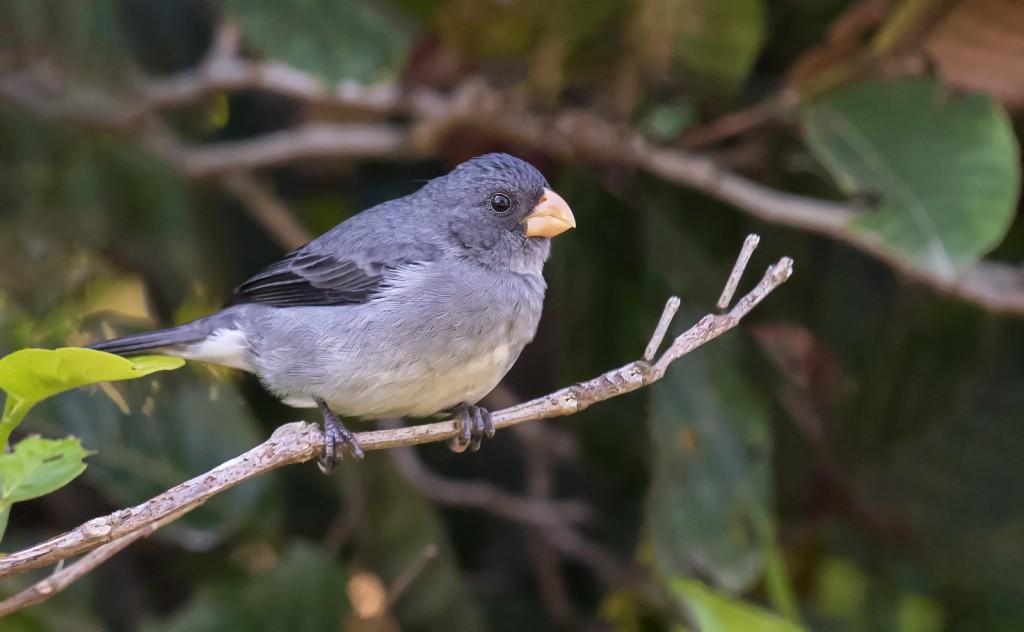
[315,397,364,473]
[447,402,495,453]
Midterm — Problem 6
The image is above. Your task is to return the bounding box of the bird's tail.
[86,325,204,356]
[86,310,252,371]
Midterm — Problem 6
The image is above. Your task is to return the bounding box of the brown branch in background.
[220,171,313,250]
[143,23,404,113]
[168,77,1024,314]
[0,235,793,616]
[386,441,592,528]
[3,32,1022,314]
[173,123,423,178]
[523,426,576,626]
[678,99,789,150]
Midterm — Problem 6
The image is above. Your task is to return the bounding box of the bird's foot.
[447,403,495,453]
[316,398,364,474]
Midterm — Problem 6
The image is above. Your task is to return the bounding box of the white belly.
[280,341,519,418]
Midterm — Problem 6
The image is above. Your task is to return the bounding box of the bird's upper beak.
[523,189,576,238]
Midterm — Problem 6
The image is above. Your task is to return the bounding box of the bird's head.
[427,153,576,273]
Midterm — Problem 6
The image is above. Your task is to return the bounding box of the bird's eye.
[490,192,513,214]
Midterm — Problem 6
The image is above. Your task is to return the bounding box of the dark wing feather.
[232,245,438,307]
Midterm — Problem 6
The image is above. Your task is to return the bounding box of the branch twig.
[0,235,793,616]
[718,234,760,310]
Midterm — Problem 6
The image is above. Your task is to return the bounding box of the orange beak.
[523,188,576,238]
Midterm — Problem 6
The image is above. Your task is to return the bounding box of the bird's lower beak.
[524,189,576,238]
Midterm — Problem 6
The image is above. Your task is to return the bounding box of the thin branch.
[143,23,403,114]
[170,123,424,178]
[220,171,313,250]
[718,234,760,310]
[678,99,789,149]
[0,422,321,579]
[0,235,793,610]
[386,543,439,607]
[0,507,188,617]
[386,445,592,527]
[643,296,681,362]
[524,423,576,626]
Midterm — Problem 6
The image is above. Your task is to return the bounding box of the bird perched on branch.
[88,153,575,472]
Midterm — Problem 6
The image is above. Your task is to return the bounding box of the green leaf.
[0,436,92,543]
[802,79,1021,277]
[0,348,183,405]
[672,579,805,632]
[643,186,781,596]
[224,0,409,84]
[142,541,349,632]
[0,437,92,505]
[648,332,774,592]
[0,348,183,444]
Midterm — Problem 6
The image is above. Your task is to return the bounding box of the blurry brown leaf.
[346,571,401,632]
[349,572,388,619]
[925,0,1024,110]
[788,0,1024,110]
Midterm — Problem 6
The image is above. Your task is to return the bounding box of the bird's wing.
[231,243,441,307]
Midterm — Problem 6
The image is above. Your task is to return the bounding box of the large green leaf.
[802,79,1021,277]
[223,0,409,84]
[648,329,774,593]
[643,194,780,596]
[673,579,805,632]
[0,348,183,444]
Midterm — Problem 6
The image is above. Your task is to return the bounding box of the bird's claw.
[316,398,364,474]
[447,403,495,453]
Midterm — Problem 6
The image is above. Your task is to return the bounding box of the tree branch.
[172,85,1024,315]
[0,235,792,615]
[4,40,1023,314]
[0,508,189,617]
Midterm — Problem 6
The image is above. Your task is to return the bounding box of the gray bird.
[88,153,575,471]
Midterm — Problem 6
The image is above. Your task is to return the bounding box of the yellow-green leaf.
[672,579,805,632]
[0,348,183,443]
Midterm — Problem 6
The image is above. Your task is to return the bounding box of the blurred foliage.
[1,0,1023,630]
